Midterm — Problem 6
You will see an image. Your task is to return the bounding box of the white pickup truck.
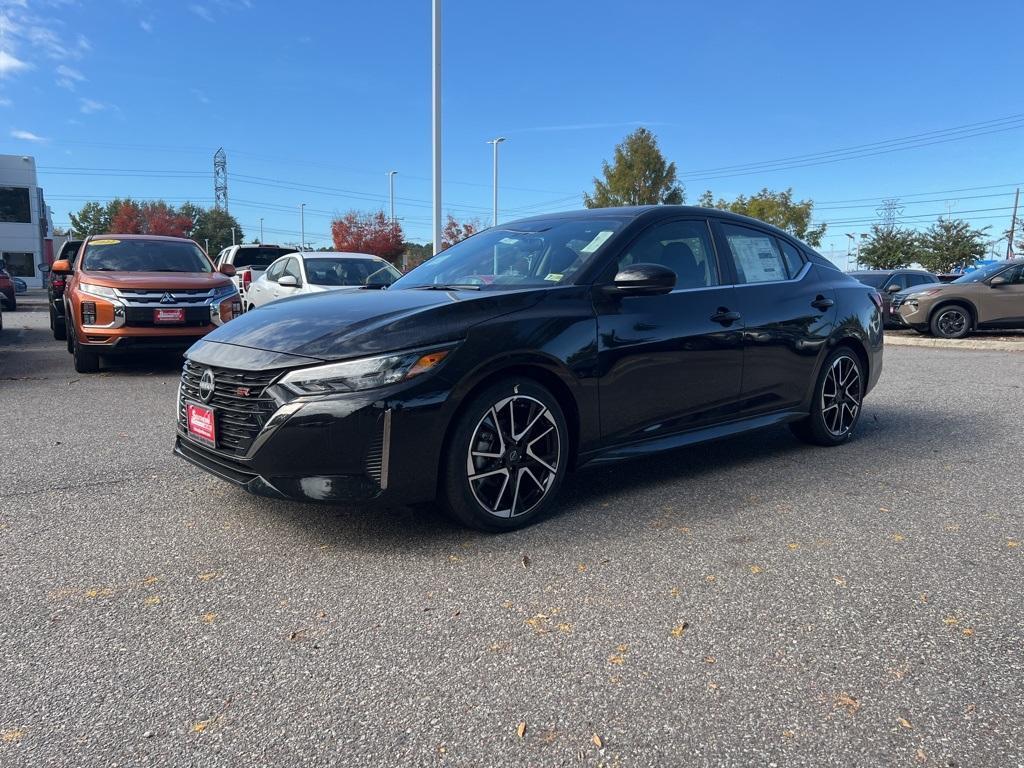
[212,245,297,310]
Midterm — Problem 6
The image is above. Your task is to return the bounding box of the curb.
[886,335,1024,352]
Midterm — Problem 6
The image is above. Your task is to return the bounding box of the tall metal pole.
[432,0,442,254]
[205,238,209,253]
[487,137,506,227]
[231,227,236,246]
[387,171,398,222]
[300,203,306,251]
[1008,187,1020,260]
[259,217,264,244]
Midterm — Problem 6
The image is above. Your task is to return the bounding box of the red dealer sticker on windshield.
[186,402,216,447]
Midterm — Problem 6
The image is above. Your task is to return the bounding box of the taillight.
[869,291,883,310]
[82,301,97,325]
[53,278,65,289]
[241,270,252,290]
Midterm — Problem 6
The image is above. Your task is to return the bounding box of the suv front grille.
[179,361,283,455]
[119,288,213,305]
[891,295,907,310]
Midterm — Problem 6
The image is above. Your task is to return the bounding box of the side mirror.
[611,263,676,296]
[990,275,1009,287]
[886,283,902,293]
[278,275,299,288]
[218,263,236,277]
[51,259,72,274]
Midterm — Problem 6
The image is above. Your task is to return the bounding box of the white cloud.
[189,4,214,21]
[0,50,31,77]
[56,63,86,90]
[79,97,106,113]
[11,128,47,142]
[191,88,210,104]
[140,19,152,32]
[0,96,11,106]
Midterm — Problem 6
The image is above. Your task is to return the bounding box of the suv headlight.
[79,283,118,299]
[278,347,453,395]
[212,283,239,299]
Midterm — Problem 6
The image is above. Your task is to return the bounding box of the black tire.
[930,304,972,339]
[71,326,100,373]
[790,348,865,447]
[6,296,14,311]
[51,308,67,340]
[441,379,569,532]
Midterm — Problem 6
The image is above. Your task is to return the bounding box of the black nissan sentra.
[174,206,883,530]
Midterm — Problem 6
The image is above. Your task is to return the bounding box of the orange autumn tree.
[440,214,484,251]
[330,211,405,263]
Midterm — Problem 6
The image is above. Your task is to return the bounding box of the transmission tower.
[213,147,228,212]
[876,198,903,229]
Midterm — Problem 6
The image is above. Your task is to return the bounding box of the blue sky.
[2,0,1022,255]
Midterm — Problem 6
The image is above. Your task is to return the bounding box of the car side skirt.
[577,408,808,467]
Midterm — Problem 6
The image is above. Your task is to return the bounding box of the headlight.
[79,283,118,299]
[278,347,453,395]
[212,283,239,299]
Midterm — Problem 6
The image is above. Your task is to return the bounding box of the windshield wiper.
[409,283,481,291]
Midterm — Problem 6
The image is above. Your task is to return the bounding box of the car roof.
[849,268,934,275]
[299,252,382,260]
[86,233,196,243]
[504,205,811,244]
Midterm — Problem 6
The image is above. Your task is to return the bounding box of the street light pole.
[300,203,306,251]
[432,0,442,254]
[845,233,855,271]
[259,217,264,244]
[487,137,506,227]
[387,170,398,222]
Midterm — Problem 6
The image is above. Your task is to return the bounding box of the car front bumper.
[173,370,454,506]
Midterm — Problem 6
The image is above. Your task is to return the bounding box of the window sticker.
[729,235,784,281]
[580,230,614,253]
[90,239,121,246]
[544,273,563,281]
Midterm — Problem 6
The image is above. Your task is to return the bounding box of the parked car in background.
[51,234,242,373]
[175,205,883,531]
[213,244,296,308]
[849,269,939,327]
[49,239,83,340]
[245,252,402,309]
[12,277,27,293]
[895,258,1024,338]
[0,263,14,311]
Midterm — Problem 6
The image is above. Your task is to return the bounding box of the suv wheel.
[71,325,100,373]
[930,305,971,339]
[791,348,865,447]
[442,380,569,532]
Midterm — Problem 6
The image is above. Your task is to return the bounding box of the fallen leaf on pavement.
[916,748,927,764]
[608,654,625,665]
[516,722,526,738]
[890,533,905,543]
[144,596,161,606]
[897,717,912,729]
[197,572,217,582]
[670,623,688,638]
[1008,540,1020,548]
[749,565,764,575]
[704,655,716,664]
[591,733,603,749]
[1,729,24,743]
[834,693,860,715]
[962,627,974,637]
[201,612,217,624]
[942,616,958,626]
[521,554,531,568]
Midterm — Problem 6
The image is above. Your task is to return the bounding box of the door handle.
[710,308,742,326]
[811,295,835,311]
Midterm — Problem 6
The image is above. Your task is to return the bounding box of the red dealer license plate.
[185,402,217,447]
[154,308,185,324]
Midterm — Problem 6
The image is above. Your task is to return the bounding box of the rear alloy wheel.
[930,305,971,339]
[443,380,568,531]
[790,348,864,447]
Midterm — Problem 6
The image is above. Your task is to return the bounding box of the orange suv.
[51,234,241,373]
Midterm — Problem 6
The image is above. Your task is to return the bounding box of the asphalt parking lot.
[1,310,1022,767]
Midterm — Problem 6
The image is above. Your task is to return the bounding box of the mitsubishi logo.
[160,292,176,304]
[199,369,216,402]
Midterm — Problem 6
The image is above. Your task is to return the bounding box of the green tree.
[584,127,684,208]
[699,187,826,246]
[917,218,989,274]
[191,208,243,254]
[858,225,920,270]
[69,201,112,236]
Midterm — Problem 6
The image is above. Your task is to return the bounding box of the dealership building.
[0,154,55,286]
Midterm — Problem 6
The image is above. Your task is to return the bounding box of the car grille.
[126,306,212,327]
[891,294,907,311]
[178,361,283,456]
[118,288,214,305]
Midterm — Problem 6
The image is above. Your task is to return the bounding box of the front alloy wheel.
[931,306,971,339]
[443,380,568,531]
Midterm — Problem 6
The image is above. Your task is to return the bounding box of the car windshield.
[952,263,1015,283]
[304,257,401,286]
[233,247,293,270]
[391,218,624,290]
[850,272,889,288]
[82,239,213,273]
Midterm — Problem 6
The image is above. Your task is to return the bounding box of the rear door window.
[778,239,805,277]
[721,224,790,284]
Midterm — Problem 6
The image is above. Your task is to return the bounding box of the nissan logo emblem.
[199,369,216,402]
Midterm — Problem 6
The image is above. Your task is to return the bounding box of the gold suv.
[895,259,1024,338]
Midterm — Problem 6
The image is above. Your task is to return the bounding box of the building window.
[0,187,32,223]
[2,252,35,277]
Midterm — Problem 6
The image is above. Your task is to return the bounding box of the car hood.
[896,283,950,298]
[195,286,548,362]
[79,270,233,290]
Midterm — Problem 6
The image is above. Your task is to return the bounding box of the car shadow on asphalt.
[230,400,998,551]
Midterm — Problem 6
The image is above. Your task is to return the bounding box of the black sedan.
[174,206,883,531]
